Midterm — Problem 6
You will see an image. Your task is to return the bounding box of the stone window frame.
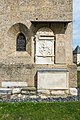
[16,33,26,51]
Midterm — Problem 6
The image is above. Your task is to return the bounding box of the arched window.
[16,33,26,51]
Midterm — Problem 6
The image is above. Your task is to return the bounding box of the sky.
[73,0,80,49]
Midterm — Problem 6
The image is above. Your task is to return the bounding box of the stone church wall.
[0,0,77,97]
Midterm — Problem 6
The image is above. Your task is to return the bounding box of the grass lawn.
[0,102,80,120]
[77,71,80,88]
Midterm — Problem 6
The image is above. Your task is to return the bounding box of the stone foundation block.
[0,88,12,95]
[69,88,77,96]
[37,90,50,95]
[21,89,30,95]
[12,88,21,94]
[51,90,65,95]
[38,94,48,99]
[29,95,38,98]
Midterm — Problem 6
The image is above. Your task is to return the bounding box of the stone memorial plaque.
[37,69,69,89]
[36,37,54,64]
[2,82,28,88]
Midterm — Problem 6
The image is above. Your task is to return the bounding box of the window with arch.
[16,33,26,51]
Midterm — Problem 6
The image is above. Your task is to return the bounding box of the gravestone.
[37,69,69,90]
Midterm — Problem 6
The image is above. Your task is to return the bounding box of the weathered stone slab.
[0,88,12,94]
[21,87,36,91]
[37,69,69,90]
[35,29,54,64]
[69,88,77,96]
[12,88,21,94]
[37,90,50,94]
[51,90,65,95]
[35,38,54,64]
[56,40,66,63]
[2,82,28,88]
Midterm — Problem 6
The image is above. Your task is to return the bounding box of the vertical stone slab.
[56,34,66,63]
[65,22,72,64]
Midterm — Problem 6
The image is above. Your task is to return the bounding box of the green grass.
[77,71,80,88]
[0,102,80,120]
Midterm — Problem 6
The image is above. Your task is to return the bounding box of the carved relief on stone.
[35,39,54,64]
[38,40,52,56]
[35,27,54,64]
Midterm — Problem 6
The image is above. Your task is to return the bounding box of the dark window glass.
[16,33,26,51]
